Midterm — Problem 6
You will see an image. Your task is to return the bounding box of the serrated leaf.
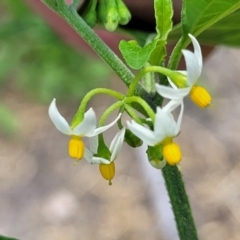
[182,0,240,37]
[119,40,156,69]
[149,0,173,65]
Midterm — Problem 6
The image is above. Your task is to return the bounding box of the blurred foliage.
[0,0,110,135]
[0,104,19,137]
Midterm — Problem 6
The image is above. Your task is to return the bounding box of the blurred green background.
[0,0,110,136]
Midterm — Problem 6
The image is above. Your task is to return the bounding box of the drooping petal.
[87,113,122,137]
[109,128,126,162]
[163,99,182,114]
[188,34,203,71]
[175,101,184,135]
[182,50,201,87]
[127,121,157,146]
[154,107,177,139]
[155,83,190,100]
[89,136,98,154]
[48,98,72,135]
[72,108,97,136]
[91,157,110,164]
[83,147,94,163]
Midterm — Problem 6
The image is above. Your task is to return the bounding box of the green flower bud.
[124,129,143,148]
[81,0,98,27]
[115,0,131,25]
[105,9,119,31]
[97,0,119,32]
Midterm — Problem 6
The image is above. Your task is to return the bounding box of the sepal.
[124,129,143,148]
[146,145,166,169]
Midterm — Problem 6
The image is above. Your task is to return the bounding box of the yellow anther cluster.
[190,85,211,108]
[99,162,115,185]
[163,142,182,165]
[68,136,85,160]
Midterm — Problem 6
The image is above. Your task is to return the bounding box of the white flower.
[155,34,202,100]
[127,100,184,165]
[84,128,126,164]
[127,100,183,146]
[49,98,121,137]
[48,98,121,160]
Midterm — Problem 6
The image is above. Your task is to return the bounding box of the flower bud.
[116,0,131,25]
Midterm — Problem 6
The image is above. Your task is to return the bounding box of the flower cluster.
[48,34,211,185]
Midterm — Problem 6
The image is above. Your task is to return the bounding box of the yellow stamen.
[190,85,212,108]
[162,141,182,165]
[68,136,85,160]
[99,161,115,185]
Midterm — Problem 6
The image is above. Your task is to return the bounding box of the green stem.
[44,0,164,112]
[125,96,155,121]
[161,36,199,240]
[162,165,198,240]
[124,104,141,124]
[53,0,135,86]
[99,101,123,127]
[167,36,192,70]
[71,88,124,128]
[127,65,184,96]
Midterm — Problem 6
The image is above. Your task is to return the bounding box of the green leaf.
[182,0,240,37]
[154,0,173,40]
[0,235,18,240]
[169,9,240,47]
[149,0,173,65]
[119,40,156,69]
[197,9,240,47]
[0,104,19,136]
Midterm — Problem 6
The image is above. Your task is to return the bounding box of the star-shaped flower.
[84,128,126,164]
[155,34,211,108]
[48,98,121,160]
[84,128,126,185]
[127,100,183,165]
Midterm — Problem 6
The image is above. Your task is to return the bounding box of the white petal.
[83,147,94,163]
[109,128,126,162]
[87,113,122,137]
[154,107,177,139]
[175,101,184,135]
[155,83,190,100]
[163,100,181,113]
[127,121,157,146]
[188,34,203,71]
[182,50,201,87]
[48,98,72,135]
[72,108,97,136]
[91,157,110,164]
[150,159,166,169]
[89,136,98,154]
